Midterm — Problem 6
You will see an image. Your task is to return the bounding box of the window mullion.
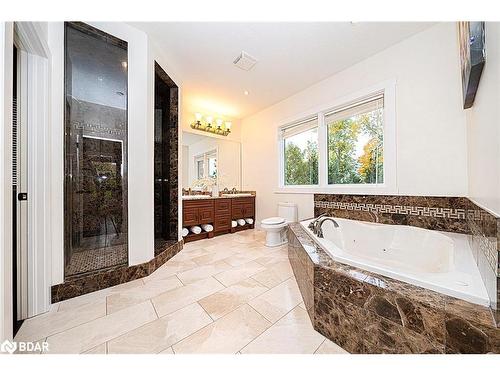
[318,112,327,188]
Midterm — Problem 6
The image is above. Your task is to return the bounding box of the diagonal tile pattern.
[15,229,347,354]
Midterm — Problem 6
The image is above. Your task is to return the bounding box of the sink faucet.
[308,214,339,238]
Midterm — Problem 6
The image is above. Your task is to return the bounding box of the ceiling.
[132,22,434,120]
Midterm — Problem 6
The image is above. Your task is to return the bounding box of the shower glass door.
[64,22,128,277]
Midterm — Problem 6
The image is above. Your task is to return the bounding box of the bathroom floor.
[14,229,347,354]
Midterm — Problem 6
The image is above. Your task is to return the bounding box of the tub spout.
[311,216,339,238]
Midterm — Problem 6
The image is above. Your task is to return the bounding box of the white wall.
[466,22,500,217]
[49,23,184,284]
[241,23,468,223]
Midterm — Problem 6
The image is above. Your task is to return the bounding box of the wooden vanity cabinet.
[214,199,232,235]
[182,196,255,242]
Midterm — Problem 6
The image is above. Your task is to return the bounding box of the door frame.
[14,22,52,320]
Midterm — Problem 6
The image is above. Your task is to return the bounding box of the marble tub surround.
[288,223,499,353]
[314,194,469,234]
[51,240,183,303]
[467,199,500,326]
[314,194,500,326]
[18,230,345,354]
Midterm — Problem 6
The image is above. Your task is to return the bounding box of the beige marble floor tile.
[241,306,324,354]
[107,276,183,314]
[159,347,174,354]
[199,279,268,320]
[251,260,293,288]
[57,279,144,312]
[176,260,233,284]
[107,303,212,354]
[152,277,224,317]
[45,301,157,354]
[223,249,269,267]
[172,304,271,354]
[15,299,106,342]
[144,259,198,283]
[174,246,210,259]
[213,261,266,287]
[314,339,349,354]
[253,253,289,267]
[191,248,238,266]
[248,278,303,323]
[83,343,107,354]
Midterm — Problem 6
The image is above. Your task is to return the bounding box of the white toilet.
[261,202,298,247]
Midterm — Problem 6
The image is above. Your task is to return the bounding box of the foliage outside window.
[280,91,389,190]
[283,119,319,185]
[326,95,384,184]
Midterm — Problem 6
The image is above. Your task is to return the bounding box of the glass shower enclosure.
[64,22,128,277]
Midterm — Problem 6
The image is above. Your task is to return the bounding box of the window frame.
[277,80,396,194]
[279,116,320,188]
[194,149,217,180]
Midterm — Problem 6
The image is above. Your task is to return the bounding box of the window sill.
[274,184,397,195]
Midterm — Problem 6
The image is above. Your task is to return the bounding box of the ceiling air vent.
[233,51,257,71]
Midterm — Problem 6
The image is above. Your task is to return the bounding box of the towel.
[181,227,189,237]
[245,218,254,225]
[237,219,246,226]
[231,220,237,228]
[189,226,202,234]
[201,224,213,232]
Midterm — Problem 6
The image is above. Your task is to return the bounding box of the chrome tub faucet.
[308,214,339,238]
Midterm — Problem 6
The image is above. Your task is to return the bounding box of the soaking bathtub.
[301,217,490,306]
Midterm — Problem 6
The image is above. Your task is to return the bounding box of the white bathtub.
[301,217,490,306]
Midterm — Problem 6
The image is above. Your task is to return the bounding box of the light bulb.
[206,116,213,124]
[216,118,223,128]
[195,112,202,121]
[225,122,232,131]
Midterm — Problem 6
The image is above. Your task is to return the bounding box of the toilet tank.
[278,202,298,223]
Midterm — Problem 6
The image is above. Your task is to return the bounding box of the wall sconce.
[191,113,232,136]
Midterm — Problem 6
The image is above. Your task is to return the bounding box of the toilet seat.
[261,217,286,225]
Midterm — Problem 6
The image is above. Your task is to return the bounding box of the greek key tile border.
[314,201,467,219]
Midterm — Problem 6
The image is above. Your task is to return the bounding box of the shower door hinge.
[18,192,28,201]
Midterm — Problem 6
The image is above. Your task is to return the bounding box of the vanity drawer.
[215,199,231,216]
[184,199,214,208]
[232,197,254,205]
[214,215,231,232]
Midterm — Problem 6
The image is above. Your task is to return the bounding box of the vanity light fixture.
[191,113,232,136]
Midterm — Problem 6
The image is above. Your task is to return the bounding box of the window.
[195,150,217,180]
[281,117,318,186]
[278,82,395,193]
[326,95,384,184]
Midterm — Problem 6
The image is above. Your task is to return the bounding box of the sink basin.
[221,193,253,197]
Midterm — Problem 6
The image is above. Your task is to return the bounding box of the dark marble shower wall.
[64,22,129,277]
[153,62,179,255]
[313,194,500,327]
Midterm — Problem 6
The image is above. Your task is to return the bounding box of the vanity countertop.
[182,192,256,200]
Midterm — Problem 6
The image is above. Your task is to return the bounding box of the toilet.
[261,202,298,247]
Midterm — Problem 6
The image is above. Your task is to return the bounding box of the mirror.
[181,131,241,195]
